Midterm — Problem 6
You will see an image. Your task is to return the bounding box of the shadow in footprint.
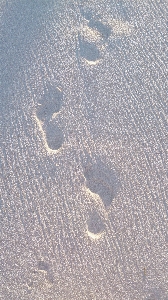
[79,6,111,38]
[38,261,49,272]
[87,211,104,239]
[78,34,100,63]
[36,86,63,122]
[44,121,64,150]
[84,161,119,208]
[37,260,54,284]
[88,19,111,39]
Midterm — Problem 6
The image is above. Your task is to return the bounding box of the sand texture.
[1,0,168,299]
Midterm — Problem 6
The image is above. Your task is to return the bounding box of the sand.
[1,0,168,299]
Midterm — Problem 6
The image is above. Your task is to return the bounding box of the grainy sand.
[1,0,168,299]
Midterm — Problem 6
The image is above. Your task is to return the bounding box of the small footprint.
[35,85,64,151]
[38,260,53,283]
[78,34,100,64]
[81,8,133,42]
[44,120,64,150]
[38,260,49,272]
[78,15,111,65]
[80,7,111,39]
[87,211,104,239]
[36,86,62,122]
[26,279,33,294]
[26,261,53,294]
[88,19,111,39]
[84,161,119,209]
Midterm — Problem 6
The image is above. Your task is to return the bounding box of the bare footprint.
[78,34,100,64]
[88,19,111,39]
[35,85,64,151]
[86,211,104,239]
[84,161,119,209]
[80,7,111,39]
[36,86,63,122]
[38,260,54,283]
[38,261,49,273]
[26,260,53,293]
[44,120,64,151]
[81,7,133,39]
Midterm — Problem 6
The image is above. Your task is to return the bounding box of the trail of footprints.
[35,10,132,239]
[79,10,131,238]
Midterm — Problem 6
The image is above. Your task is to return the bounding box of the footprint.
[36,86,63,122]
[86,211,104,239]
[78,34,100,64]
[26,279,33,294]
[80,7,111,39]
[78,12,112,64]
[26,261,53,293]
[88,19,111,39]
[87,17,132,38]
[38,261,49,273]
[35,85,64,151]
[81,7,133,42]
[44,120,64,151]
[84,161,119,209]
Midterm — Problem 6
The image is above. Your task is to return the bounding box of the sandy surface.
[1,0,168,299]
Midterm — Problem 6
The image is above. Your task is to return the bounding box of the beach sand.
[1,0,168,299]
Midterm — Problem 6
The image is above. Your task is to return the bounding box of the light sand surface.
[1,0,168,299]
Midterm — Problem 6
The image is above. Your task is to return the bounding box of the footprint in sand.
[37,260,53,284]
[84,161,119,209]
[36,86,62,122]
[81,7,133,37]
[78,33,100,65]
[38,260,49,273]
[26,260,53,294]
[78,8,133,65]
[78,13,111,65]
[88,19,111,39]
[42,120,64,151]
[80,8,111,39]
[86,210,105,240]
[84,160,119,240]
[35,86,64,151]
